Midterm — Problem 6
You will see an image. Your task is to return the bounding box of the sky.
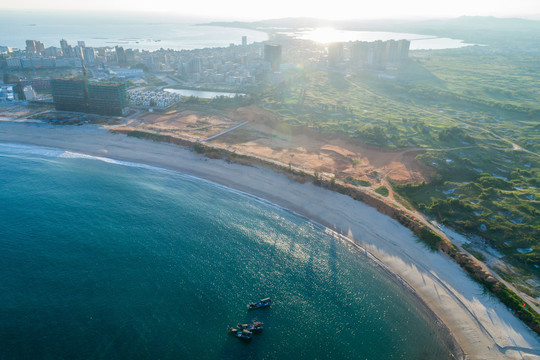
[2,0,540,20]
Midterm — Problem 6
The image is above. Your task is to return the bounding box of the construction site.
[51,70,128,117]
[108,105,434,187]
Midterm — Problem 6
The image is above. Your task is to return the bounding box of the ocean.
[0,10,474,51]
[0,143,460,360]
[0,142,458,359]
[0,11,269,51]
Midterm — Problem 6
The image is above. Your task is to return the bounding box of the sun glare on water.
[295,27,429,44]
[298,28,355,43]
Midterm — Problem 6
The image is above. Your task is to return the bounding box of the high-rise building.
[125,49,135,65]
[370,41,386,67]
[349,39,409,68]
[350,41,369,65]
[264,43,282,71]
[51,77,128,116]
[87,82,129,116]
[25,40,44,53]
[242,36,247,46]
[74,46,85,62]
[115,46,127,66]
[0,46,13,54]
[397,40,410,61]
[84,47,96,65]
[328,42,344,66]
[60,39,68,50]
[43,47,62,57]
[77,41,86,47]
[188,57,202,74]
[26,40,36,53]
[51,78,87,112]
[36,41,45,52]
[385,40,400,64]
[60,39,74,57]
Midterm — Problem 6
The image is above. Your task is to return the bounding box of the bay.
[0,11,268,51]
[0,143,458,359]
[0,11,475,52]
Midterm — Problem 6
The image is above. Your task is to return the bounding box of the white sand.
[2,121,540,359]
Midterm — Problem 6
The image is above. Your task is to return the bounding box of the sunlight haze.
[3,0,540,19]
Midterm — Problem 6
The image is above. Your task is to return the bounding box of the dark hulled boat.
[227,327,252,341]
[237,322,264,332]
[247,298,272,310]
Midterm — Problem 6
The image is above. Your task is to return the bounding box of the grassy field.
[255,45,540,274]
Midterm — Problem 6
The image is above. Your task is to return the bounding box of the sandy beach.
[2,121,540,359]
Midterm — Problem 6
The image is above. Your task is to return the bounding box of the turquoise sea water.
[0,143,458,359]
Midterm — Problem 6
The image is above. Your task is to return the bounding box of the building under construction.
[51,78,87,112]
[51,77,128,116]
[87,82,128,116]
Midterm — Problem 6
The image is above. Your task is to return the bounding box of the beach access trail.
[1,121,540,359]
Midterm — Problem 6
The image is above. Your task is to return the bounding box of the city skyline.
[2,0,540,20]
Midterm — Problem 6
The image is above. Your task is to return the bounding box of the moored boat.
[237,322,264,332]
[227,327,252,341]
[247,298,273,310]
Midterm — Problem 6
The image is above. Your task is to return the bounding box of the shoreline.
[2,121,540,359]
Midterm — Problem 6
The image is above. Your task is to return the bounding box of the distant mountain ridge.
[203,16,540,30]
[202,16,540,47]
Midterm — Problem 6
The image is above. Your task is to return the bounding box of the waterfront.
[0,11,268,51]
[1,122,539,359]
[0,141,458,359]
[290,28,477,49]
[0,11,475,52]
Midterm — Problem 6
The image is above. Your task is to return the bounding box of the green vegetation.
[143,75,167,87]
[181,94,254,109]
[417,227,444,251]
[255,42,539,273]
[374,185,389,197]
[463,244,486,262]
[123,19,540,333]
[396,149,539,270]
[344,176,371,187]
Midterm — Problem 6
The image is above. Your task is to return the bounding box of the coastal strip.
[1,121,539,359]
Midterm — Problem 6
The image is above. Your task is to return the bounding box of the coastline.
[2,121,540,359]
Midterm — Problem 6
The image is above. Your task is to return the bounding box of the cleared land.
[110,105,434,186]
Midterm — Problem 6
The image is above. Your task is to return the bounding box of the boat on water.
[247,298,273,310]
[237,322,264,332]
[227,327,252,341]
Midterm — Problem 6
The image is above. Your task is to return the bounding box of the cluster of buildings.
[0,84,37,102]
[1,32,411,115]
[129,90,180,108]
[0,46,13,54]
[2,37,284,90]
[328,39,410,69]
[5,39,100,70]
[25,40,46,53]
[0,85,16,101]
[154,42,282,87]
[51,77,128,116]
